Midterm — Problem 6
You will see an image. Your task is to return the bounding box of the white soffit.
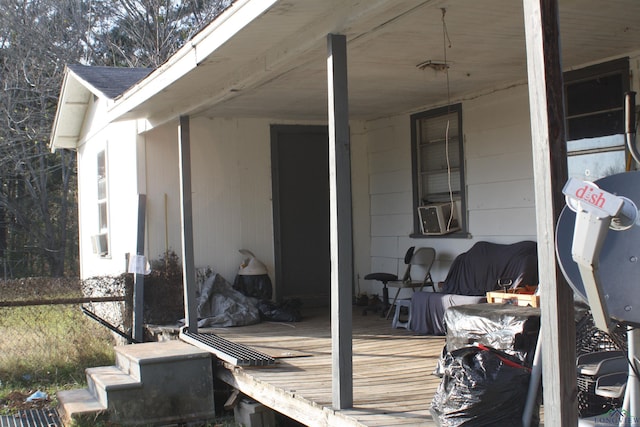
[49,69,93,150]
[107,0,640,127]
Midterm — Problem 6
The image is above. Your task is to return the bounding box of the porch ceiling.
[114,0,640,126]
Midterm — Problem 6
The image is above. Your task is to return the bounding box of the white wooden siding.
[370,192,412,215]
[142,122,182,269]
[363,84,538,293]
[349,123,372,294]
[77,105,140,279]
[467,180,535,210]
[141,118,273,284]
[74,52,640,295]
[141,116,372,294]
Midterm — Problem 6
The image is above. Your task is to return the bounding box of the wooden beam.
[522,1,577,424]
[178,115,198,333]
[327,33,354,410]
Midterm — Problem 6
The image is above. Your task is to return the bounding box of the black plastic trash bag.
[430,345,538,427]
[233,249,273,300]
[258,299,302,322]
[233,274,273,300]
[444,304,540,366]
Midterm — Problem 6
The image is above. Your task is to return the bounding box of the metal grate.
[180,328,275,367]
[0,409,61,427]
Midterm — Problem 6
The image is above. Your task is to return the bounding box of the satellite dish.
[556,171,640,327]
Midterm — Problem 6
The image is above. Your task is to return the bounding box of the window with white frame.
[564,58,630,182]
[95,150,109,256]
[411,103,466,236]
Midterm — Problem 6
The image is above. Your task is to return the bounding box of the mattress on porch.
[409,292,486,335]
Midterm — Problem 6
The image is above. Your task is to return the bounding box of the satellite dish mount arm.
[563,178,637,332]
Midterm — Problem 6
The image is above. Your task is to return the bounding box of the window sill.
[410,231,472,239]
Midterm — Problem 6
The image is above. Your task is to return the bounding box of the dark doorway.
[271,125,330,307]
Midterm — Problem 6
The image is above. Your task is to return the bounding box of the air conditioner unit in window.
[418,203,460,235]
[91,234,109,255]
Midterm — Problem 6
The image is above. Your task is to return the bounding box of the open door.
[271,125,330,307]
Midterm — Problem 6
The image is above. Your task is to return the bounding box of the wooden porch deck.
[207,306,448,427]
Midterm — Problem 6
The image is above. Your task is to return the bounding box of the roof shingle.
[67,64,154,99]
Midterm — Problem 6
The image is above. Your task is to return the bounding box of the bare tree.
[0,0,89,276]
[91,0,232,67]
[0,0,230,277]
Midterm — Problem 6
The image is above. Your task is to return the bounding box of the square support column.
[327,33,354,410]
[178,115,198,333]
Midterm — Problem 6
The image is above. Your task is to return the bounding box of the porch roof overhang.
[105,0,640,130]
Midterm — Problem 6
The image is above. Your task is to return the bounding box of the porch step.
[57,388,107,426]
[57,341,216,426]
[114,339,213,380]
[86,365,142,408]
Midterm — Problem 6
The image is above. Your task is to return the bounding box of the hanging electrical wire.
[441,8,456,230]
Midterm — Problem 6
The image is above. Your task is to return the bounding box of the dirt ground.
[0,390,52,412]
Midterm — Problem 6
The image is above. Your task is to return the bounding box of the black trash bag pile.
[258,299,302,322]
[233,249,273,300]
[431,345,538,427]
[444,304,540,366]
[233,274,273,300]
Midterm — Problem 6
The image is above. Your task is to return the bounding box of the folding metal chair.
[365,247,436,320]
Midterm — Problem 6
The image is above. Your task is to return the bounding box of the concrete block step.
[59,341,215,426]
[56,388,106,426]
[86,365,142,408]
[115,340,212,381]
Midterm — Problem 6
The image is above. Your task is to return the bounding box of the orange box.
[486,291,540,308]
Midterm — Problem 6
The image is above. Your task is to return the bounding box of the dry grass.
[0,278,116,415]
[0,277,83,300]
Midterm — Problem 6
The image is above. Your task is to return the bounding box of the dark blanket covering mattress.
[410,293,486,335]
[409,241,538,335]
[440,240,538,296]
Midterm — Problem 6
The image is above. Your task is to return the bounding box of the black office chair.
[363,247,436,318]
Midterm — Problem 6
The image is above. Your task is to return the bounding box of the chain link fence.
[0,278,128,387]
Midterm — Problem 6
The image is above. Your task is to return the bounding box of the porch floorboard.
[206,306,448,426]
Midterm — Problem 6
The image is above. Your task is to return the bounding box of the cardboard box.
[486,291,540,308]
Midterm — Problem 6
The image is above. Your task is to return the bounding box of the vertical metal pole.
[178,116,198,333]
[623,328,640,425]
[522,336,542,427]
[132,194,146,342]
[327,33,353,410]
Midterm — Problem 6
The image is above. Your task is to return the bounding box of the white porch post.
[178,115,198,333]
[327,33,354,409]
[522,0,577,424]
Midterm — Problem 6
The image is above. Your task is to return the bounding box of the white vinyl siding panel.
[370,214,412,237]
[370,236,402,258]
[365,84,537,287]
[369,170,410,195]
[142,116,371,287]
[370,192,412,215]
[467,179,535,210]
